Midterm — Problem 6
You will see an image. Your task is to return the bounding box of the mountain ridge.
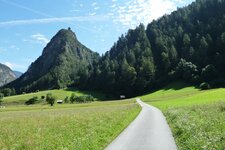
[6,28,100,92]
[0,63,16,87]
[4,0,225,97]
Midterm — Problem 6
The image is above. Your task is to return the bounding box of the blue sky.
[0,0,194,72]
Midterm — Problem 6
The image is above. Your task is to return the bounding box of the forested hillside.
[3,0,225,97]
[83,0,225,97]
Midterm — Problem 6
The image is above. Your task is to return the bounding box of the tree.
[0,88,12,97]
[64,96,69,103]
[70,93,77,103]
[0,93,4,106]
[183,33,191,46]
[201,65,218,82]
[175,59,199,83]
[25,96,38,105]
[46,93,56,106]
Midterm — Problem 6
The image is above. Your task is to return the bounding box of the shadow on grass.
[64,88,116,101]
[162,80,199,91]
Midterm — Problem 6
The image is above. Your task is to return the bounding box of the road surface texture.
[105,98,177,150]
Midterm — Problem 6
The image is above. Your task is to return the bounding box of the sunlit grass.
[2,89,112,105]
[0,99,141,150]
[140,81,225,149]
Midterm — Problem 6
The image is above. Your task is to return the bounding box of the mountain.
[5,0,225,97]
[6,28,100,93]
[0,63,16,87]
[85,0,225,97]
[13,71,23,78]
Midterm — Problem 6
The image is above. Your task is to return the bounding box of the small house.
[57,100,63,104]
[120,95,126,99]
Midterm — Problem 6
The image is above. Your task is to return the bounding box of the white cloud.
[111,0,182,29]
[111,4,116,8]
[4,62,26,70]
[89,12,96,16]
[9,45,20,51]
[92,2,97,6]
[0,15,110,27]
[4,62,13,69]
[31,34,49,45]
[70,9,81,12]
[94,7,100,10]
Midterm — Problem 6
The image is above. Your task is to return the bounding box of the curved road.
[105,98,177,150]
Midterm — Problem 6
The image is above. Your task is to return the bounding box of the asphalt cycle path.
[105,98,177,150]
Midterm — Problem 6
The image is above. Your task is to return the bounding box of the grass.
[0,99,141,150]
[2,88,112,105]
[140,81,225,149]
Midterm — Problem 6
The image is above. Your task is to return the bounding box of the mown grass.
[140,81,225,149]
[0,99,141,150]
[2,89,112,105]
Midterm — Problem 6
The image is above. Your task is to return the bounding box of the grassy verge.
[0,100,141,150]
[165,101,225,149]
[140,81,225,149]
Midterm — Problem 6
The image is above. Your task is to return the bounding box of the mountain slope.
[13,71,23,78]
[0,63,16,87]
[6,28,99,92]
[85,0,225,97]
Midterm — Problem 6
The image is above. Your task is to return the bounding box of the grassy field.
[0,99,141,149]
[2,88,113,105]
[140,81,225,149]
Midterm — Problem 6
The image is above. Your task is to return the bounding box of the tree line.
[78,0,225,97]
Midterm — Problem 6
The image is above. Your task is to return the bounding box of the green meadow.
[1,89,113,106]
[141,81,225,149]
[0,90,140,150]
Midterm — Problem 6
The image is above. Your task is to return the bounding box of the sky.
[0,0,195,72]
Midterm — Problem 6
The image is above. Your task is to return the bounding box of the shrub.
[85,95,95,102]
[64,96,69,103]
[76,95,94,103]
[0,93,4,105]
[201,64,218,82]
[70,93,77,103]
[25,96,39,105]
[200,82,210,90]
[46,93,56,106]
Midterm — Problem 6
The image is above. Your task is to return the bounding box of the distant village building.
[57,100,63,104]
[120,95,126,99]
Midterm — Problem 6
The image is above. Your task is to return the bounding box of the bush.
[0,93,4,105]
[46,93,56,106]
[200,82,210,90]
[25,97,39,105]
[76,95,94,103]
[64,96,69,103]
[70,93,77,103]
[41,96,45,99]
[201,65,218,82]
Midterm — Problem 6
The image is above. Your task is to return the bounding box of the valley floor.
[0,100,140,150]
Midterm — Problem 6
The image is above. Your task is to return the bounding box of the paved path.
[105,98,177,150]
